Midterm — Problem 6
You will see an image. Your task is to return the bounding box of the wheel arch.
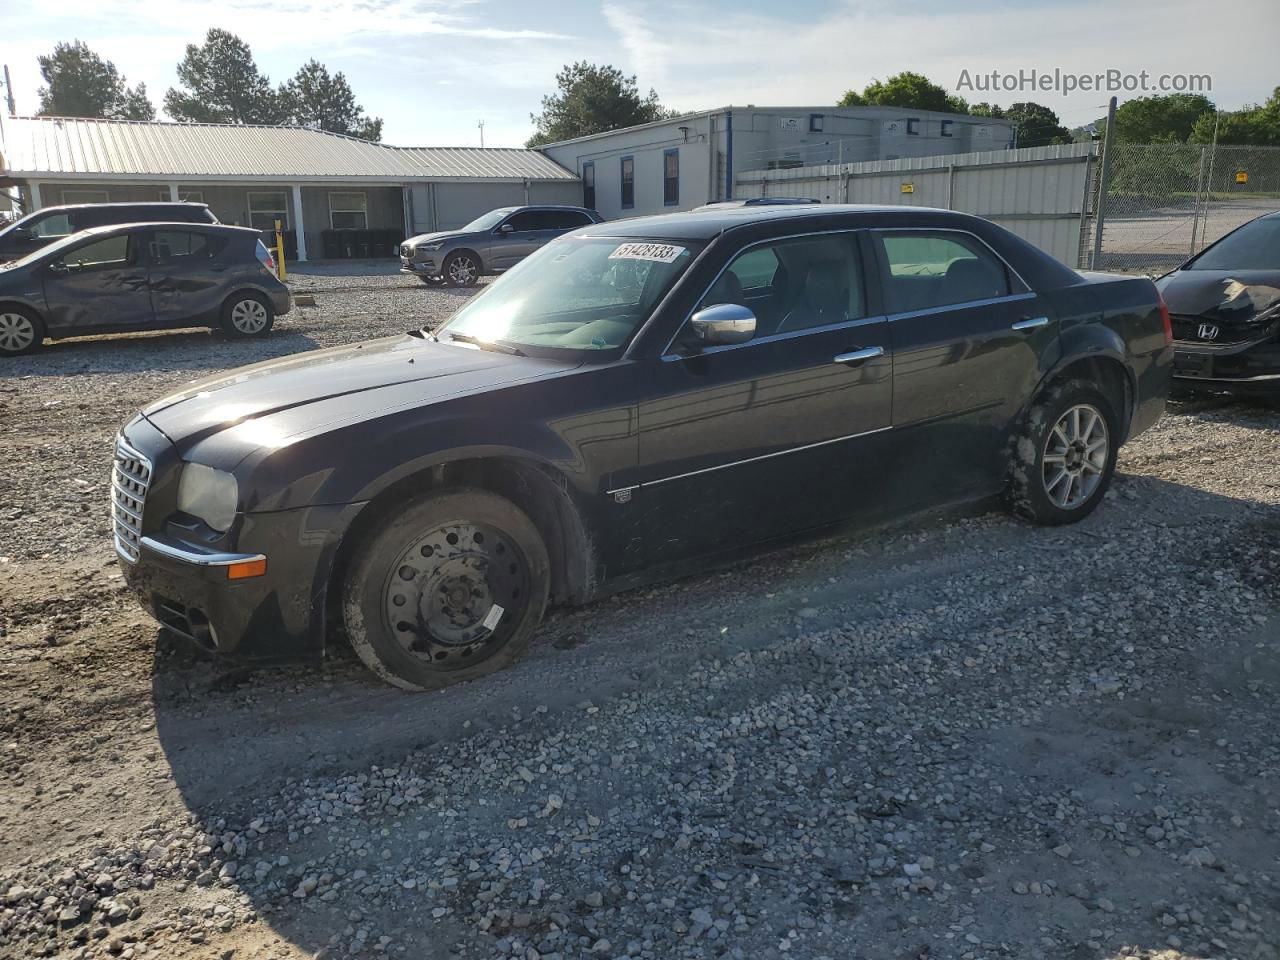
[0,299,46,324]
[324,453,597,649]
[1036,352,1136,440]
[445,247,486,276]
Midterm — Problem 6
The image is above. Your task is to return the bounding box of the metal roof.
[0,116,577,183]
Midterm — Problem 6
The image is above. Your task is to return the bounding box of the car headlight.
[177,463,238,532]
[417,242,444,252]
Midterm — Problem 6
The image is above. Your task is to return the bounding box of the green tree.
[838,72,968,114]
[527,62,674,147]
[967,102,1006,118]
[1004,102,1071,147]
[164,29,285,124]
[1191,87,1280,146]
[282,60,382,141]
[36,41,155,120]
[1106,93,1215,143]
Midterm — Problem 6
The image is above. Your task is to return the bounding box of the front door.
[488,210,545,270]
[870,228,1058,507]
[621,231,893,570]
[43,231,153,333]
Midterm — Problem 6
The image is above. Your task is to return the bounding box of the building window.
[620,156,634,209]
[906,118,920,136]
[809,113,825,133]
[247,192,289,231]
[582,161,595,210]
[178,189,204,202]
[61,189,109,205]
[329,191,368,229]
[663,149,679,206]
[940,120,954,138]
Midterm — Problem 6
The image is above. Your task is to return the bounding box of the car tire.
[1008,379,1120,526]
[342,488,550,692]
[443,251,481,287]
[0,307,45,356]
[420,274,446,287]
[220,293,274,338]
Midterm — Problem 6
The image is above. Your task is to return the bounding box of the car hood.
[404,231,469,247]
[1156,269,1280,326]
[140,333,576,454]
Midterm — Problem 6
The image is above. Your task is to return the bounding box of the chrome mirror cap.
[689,303,756,346]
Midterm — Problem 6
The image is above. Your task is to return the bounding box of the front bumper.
[1172,338,1280,395]
[400,256,439,275]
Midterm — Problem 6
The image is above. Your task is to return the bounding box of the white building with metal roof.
[0,116,581,260]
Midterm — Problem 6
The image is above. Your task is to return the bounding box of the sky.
[2,0,1276,148]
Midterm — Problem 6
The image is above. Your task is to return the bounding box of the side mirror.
[10,226,33,241]
[46,260,69,274]
[688,303,756,346]
[499,223,515,234]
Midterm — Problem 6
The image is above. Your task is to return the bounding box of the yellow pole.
[274,218,287,281]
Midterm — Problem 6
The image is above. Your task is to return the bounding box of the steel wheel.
[1041,402,1109,510]
[229,298,269,334]
[382,519,531,670]
[445,253,479,287]
[0,311,37,354]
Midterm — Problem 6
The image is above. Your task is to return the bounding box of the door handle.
[1011,316,1050,331]
[833,346,885,365]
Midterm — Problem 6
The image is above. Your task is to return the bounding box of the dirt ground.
[1,271,1277,960]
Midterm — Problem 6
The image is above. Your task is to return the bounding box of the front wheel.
[443,252,480,287]
[0,308,44,356]
[221,293,274,338]
[342,488,550,691]
[1008,379,1119,525]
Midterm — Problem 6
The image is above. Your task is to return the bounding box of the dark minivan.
[114,204,1171,692]
[0,222,290,355]
[0,201,218,261]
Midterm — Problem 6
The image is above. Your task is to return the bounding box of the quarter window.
[329,192,368,230]
[687,233,867,344]
[876,231,1012,313]
[620,156,635,209]
[663,149,679,206]
[247,192,288,231]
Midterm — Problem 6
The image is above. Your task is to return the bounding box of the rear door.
[871,228,1057,505]
[145,229,235,326]
[623,230,893,568]
[43,230,154,333]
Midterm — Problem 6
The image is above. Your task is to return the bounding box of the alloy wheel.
[230,299,268,334]
[382,520,530,669]
[1042,402,1109,510]
[448,256,477,285]
[0,312,36,353]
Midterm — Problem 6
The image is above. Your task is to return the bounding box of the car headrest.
[704,270,745,307]
[803,260,848,312]
[943,257,1004,303]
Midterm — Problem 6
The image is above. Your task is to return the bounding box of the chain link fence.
[1091,143,1280,274]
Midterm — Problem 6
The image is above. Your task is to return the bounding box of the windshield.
[1189,216,1280,271]
[439,236,702,351]
[459,208,517,233]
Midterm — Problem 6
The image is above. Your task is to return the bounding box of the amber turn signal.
[226,557,268,580]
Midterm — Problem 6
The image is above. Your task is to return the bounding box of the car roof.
[575,203,966,241]
[69,221,261,239]
[33,201,211,213]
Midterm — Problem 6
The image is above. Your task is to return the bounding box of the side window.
[30,213,72,238]
[60,234,131,270]
[687,233,866,344]
[876,232,1011,313]
[541,210,591,230]
[505,211,540,231]
[151,231,227,264]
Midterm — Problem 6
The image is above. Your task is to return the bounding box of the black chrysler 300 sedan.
[114,205,1172,690]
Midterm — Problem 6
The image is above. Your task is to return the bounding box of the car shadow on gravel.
[20,326,322,376]
[145,474,1280,959]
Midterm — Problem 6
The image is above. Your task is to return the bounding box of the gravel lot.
[1,267,1278,960]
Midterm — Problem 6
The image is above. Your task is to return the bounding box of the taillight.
[1157,295,1172,346]
[255,240,276,273]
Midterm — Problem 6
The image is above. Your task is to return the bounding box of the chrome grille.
[112,437,152,563]
[400,243,411,258]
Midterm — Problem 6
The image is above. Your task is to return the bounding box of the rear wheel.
[342,488,550,691]
[420,274,446,286]
[443,251,480,287]
[0,308,44,356]
[221,293,274,338]
[1008,379,1119,525]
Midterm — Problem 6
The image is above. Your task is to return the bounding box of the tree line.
[35,31,382,141]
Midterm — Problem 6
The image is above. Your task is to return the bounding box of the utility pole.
[478,120,485,148]
[2,65,15,116]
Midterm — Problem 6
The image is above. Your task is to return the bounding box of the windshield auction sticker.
[609,242,686,264]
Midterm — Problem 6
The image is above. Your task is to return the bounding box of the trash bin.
[321,230,341,260]
[338,230,356,259]
[354,229,372,259]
